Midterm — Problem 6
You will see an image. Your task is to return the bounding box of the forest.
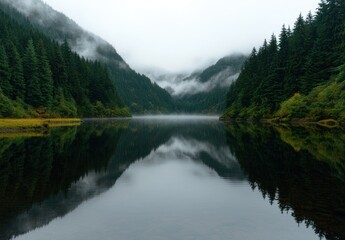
[222,0,345,124]
[0,8,130,118]
[0,0,176,114]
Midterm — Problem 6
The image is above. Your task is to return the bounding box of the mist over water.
[133,115,219,120]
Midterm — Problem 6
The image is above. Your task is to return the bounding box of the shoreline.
[219,116,343,129]
[0,118,82,133]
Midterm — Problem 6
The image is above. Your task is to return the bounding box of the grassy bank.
[0,118,81,133]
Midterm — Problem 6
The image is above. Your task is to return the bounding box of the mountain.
[0,0,175,113]
[150,54,246,114]
[0,5,130,118]
[176,54,247,113]
[222,0,345,124]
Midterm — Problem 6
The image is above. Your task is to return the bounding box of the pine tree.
[278,25,290,68]
[304,0,343,86]
[0,8,127,117]
[61,40,82,103]
[259,34,281,110]
[277,25,291,99]
[7,42,25,100]
[286,15,308,94]
[0,43,12,97]
[23,39,42,107]
[37,40,53,108]
[224,1,345,121]
[50,46,68,95]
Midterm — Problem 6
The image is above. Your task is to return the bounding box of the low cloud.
[2,0,129,70]
[147,67,240,96]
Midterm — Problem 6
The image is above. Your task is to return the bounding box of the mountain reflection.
[225,123,345,240]
[0,118,242,240]
[1,119,345,240]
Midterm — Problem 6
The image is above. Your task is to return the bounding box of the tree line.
[0,9,129,118]
[223,0,345,123]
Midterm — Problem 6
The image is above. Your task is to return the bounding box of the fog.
[2,0,320,96]
[147,67,240,96]
[42,0,320,73]
[1,0,129,69]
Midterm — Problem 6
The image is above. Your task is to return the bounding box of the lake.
[0,116,344,240]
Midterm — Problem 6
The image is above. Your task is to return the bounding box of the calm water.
[0,116,345,240]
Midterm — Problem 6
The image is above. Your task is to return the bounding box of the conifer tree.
[37,40,53,108]
[50,46,68,94]
[286,15,307,94]
[278,25,289,68]
[0,7,128,117]
[257,34,281,109]
[7,42,25,100]
[0,43,12,97]
[23,39,42,107]
[223,0,345,121]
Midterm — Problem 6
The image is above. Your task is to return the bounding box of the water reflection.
[0,122,126,239]
[225,123,345,239]
[0,118,344,239]
[11,119,316,240]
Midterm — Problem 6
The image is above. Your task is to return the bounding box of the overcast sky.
[43,0,320,73]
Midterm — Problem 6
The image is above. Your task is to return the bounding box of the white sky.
[43,0,320,73]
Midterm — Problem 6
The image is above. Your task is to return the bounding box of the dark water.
[0,116,345,240]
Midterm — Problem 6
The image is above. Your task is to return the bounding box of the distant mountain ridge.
[150,54,247,113]
[0,0,175,113]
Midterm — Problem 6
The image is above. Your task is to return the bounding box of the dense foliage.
[0,8,129,118]
[223,0,345,123]
[0,0,175,114]
[109,68,176,113]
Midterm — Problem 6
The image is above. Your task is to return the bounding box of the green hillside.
[0,8,129,118]
[222,0,345,124]
[0,0,175,113]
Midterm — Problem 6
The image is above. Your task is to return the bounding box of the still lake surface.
[1,116,345,240]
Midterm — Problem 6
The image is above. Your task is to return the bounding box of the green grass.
[0,118,81,132]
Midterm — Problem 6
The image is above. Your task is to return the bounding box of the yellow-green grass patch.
[0,118,81,131]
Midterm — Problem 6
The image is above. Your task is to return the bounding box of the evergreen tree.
[36,40,53,108]
[0,6,129,117]
[50,46,68,95]
[286,15,307,94]
[7,41,25,100]
[61,40,82,103]
[255,34,281,110]
[223,0,345,122]
[0,43,12,97]
[23,39,42,107]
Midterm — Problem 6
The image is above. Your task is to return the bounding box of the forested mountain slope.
[222,0,345,124]
[0,0,175,113]
[0,8,129,118]
[175,54,246,113]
